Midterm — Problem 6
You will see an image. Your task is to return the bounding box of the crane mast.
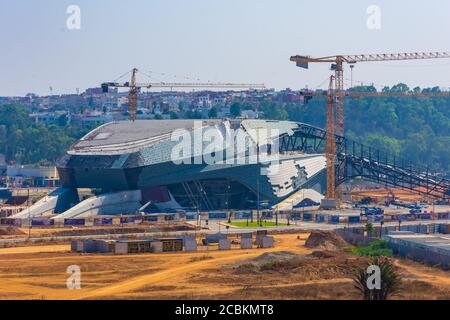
[325,76,336,200]
[128,68,138,121]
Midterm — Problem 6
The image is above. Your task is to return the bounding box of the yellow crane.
[102,68,266,121]
[290,52,450,207]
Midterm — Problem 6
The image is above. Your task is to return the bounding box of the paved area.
[1,216,448,247]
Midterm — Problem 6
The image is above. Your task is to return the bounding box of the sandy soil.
[0,244,70,255]
[0,233,448,300]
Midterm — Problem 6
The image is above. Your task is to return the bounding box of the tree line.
[0,104,96,166]
[237,84,450,172]
[1,83,449,172]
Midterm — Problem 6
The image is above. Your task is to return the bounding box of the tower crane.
[310,77,450,202]
[290,52,450,207]
[102,68,266,121]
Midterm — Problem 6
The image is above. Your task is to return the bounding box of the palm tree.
[353,257,402,300]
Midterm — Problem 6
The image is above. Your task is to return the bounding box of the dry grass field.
[0,233,449,300]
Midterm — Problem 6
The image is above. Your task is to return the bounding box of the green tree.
[57,114,68,127]
[230,102,241,117]
[208,106,218,118]
[0,104,93,164]
[353,257,402,300]
[365,134,401,156]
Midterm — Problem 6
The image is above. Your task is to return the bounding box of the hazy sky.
[1,0,450,96]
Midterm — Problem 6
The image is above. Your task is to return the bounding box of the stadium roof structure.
[70,119,224,155]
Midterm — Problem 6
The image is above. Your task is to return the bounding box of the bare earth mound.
[305,230,349,251]
[246,251,299,264]
[0,227,26,236]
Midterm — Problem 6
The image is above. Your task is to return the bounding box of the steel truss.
[278,123,450,200]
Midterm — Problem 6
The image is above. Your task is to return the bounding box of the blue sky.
[1,0,450,96]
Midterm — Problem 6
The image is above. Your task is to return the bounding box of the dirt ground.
[0,233,449,300]
[351,187,431,202]
[0,222,197,240]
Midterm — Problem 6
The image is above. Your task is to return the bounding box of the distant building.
[85,87,118,95]
[197,95,212,108]
[29,111,69,125]
[240,110,259,119]
[6,165,60,187]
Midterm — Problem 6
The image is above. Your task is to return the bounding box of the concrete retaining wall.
[262,236,274,248]
[336,229,378,246]
[241,238,253,249]
[219,239,231,250]
[383,237,450,269]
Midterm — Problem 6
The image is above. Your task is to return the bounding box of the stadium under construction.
[8,118,450,221]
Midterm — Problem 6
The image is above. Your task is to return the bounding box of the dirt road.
[0,244,70,255]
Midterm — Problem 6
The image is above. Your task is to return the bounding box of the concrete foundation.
[184,238,197,252]
[71,240,80,252]
[262,236,274,248]
[219,239,231,250]
[114,242,128,254]
[151,241,162,253]
[241,238,253,249]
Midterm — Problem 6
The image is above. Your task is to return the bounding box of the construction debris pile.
[305,230,349,251]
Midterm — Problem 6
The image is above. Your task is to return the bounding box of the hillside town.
[0,88,306,126]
